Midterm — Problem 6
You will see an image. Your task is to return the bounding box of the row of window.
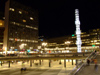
[47,39,100,47]
[9,8,34,20]
[9,38,38,43]
[10,21,38,30]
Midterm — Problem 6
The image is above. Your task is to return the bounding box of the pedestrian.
[94,64,98,71]
[91,58,94,63]
[94,59,97,64]
[87,59,90,66]
[21,68,23,73]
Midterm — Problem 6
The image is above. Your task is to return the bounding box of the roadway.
[77,55,100,75]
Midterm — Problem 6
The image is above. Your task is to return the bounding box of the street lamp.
[65,41,70,52]
[38,46,41,53]
[5,47,7,55]
[42,42,47,53]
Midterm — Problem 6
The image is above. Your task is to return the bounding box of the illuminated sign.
[92,45,95,47]
[41,39,43,41]
[27,50,30,52]
[72,34,75,36]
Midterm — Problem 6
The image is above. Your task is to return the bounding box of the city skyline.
[1,0,100,38]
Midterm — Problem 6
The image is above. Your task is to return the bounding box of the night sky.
[1,0,100,38]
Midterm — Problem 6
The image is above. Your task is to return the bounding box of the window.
[0,23,2,26]
[19,11,22,14]
[30,17,34,20]
[9,8,15,11]
[23,20,26,22]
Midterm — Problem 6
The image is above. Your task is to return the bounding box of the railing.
[69,51,97,75]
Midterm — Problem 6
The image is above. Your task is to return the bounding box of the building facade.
[44,29,100,53]
[3,0,38,53]
[0,12,5,53]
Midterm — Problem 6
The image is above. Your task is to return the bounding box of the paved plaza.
[0,60,76,75]
[77,55,100,75]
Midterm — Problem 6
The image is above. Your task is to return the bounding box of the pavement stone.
[77,55,100,75]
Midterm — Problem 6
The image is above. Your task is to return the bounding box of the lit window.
[23,20,26,22]
[13,22,15,24]
[15,38,17,41]
[30,17,34,20]
[0,23,2,26]
[9,8,15,11]
[0,43,3,45]
[12,9,14,11]
[9,8,12,10]
[19,11,22,14]
[3,17,5,19]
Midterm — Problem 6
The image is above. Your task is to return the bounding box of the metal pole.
[33,60,34,63]
[76,59,78,65]
[64,59,66,68]
[8,61,10,68]
[1,61,2,66]
[30,60,32,67]
[72,59,73,65]
[40,60,41,65]
[49,60,51,67]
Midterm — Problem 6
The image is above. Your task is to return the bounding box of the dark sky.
[1,0,100,38]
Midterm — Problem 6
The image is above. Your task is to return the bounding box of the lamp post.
[38,46,41,53]
[19,43,27,54]
[42,42,47,53]
[65,41,70,52]
[5,47,7,56]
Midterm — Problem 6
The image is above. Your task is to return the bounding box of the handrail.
[69,51,96,75]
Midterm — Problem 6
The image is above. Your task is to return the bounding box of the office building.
[3,0,38,53]
[44,29,100,53]
[0,12,5,53]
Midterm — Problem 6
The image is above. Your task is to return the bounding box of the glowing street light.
[19,43,27,49]
[4,47,7,55]
[42,42,47,53]
[42,42,47,46]
[65,41,70,51]
[65,41,70,45]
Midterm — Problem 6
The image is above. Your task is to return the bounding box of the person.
[94,63,98,71]
[21,67,26,73]
[93,59,98,71]
[94,59,97,64]
[87,59,90,66]
[91,58,94,63]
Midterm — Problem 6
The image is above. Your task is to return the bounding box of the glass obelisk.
[75,9,82,52]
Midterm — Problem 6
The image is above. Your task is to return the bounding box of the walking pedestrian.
[94,64,98,71]
[87,59,90,66]
[94,59,97,64]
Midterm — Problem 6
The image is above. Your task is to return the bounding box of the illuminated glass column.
[75,9,82,52]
